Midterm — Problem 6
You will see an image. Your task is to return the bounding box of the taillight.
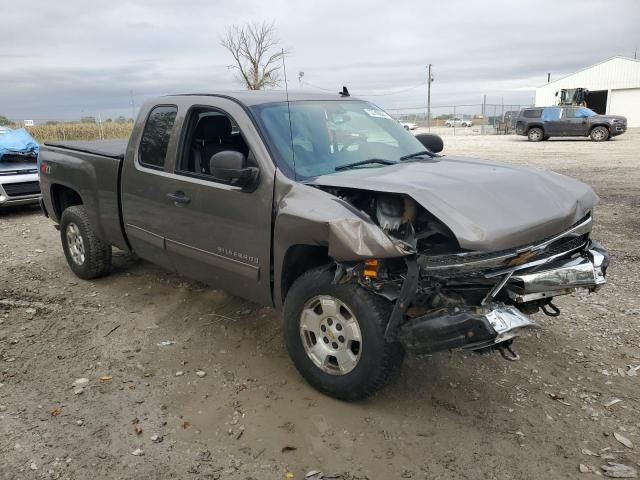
[40,162,48,174]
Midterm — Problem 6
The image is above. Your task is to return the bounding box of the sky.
[1,0,639,122]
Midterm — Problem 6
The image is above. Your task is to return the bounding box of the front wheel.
[283,266,404,401]
[60,206,112,279]
[590,126,609,142]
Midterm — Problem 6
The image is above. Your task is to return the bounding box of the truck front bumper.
[392,241,608,355]
[610,123,627,137]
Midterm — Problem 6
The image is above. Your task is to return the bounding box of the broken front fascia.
[362,215,608,354]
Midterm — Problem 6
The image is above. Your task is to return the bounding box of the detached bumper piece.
[397,304,535,355]
[505,243,608,303]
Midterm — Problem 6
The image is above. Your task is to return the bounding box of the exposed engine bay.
[320,187,609,358]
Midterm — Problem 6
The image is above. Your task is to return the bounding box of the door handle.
[167,191,190,206]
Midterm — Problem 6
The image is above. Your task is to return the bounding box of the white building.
[535,56,640,127]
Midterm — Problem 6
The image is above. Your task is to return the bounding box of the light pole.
[427,64,434,130]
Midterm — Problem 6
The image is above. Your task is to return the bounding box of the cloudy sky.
[2,0,639,121]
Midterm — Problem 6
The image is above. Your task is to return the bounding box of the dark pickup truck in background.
[516,106,627,142]
[39,92,609,400]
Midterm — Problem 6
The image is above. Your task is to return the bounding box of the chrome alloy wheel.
[299,295,362,375]
[592,127,607,141]
[66,222,85,265]
[529,129,542,141]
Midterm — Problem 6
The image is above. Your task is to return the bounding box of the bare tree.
[221,21,288,90]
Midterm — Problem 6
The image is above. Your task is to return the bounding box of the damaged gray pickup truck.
[39,92,609,400]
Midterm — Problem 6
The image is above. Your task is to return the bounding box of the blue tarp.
[0,128,39,160]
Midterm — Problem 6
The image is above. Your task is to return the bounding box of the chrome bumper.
[506,245,608,303]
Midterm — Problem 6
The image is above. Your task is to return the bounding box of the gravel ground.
[1,131,639,480]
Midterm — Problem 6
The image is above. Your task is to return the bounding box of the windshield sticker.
[364,108,393,120]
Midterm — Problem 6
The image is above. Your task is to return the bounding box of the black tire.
[590,126,609,142]
[60,206,112,280]
[283,266,404,401]
[527,127,543,142]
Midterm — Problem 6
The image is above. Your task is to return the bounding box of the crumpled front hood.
[311,157,599,251]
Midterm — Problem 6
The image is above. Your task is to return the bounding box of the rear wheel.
[284,266,404,401]
[60,206,112,279]
[527,127,543,142]
[590,126,609,142]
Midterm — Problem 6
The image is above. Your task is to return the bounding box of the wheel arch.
[589,123,611,133]
[280,244,331,306]
[50,183,83,221]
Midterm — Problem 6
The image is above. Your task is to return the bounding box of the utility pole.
[130,90,135,120]
[547,73,551,83]
[481,94,486,135]
[427,64,433,130]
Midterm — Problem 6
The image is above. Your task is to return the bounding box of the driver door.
[563,108,589,136]
[162,100,275,305]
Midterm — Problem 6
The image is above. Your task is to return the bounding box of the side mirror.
[415,133,444,153]
[208,151,258,189]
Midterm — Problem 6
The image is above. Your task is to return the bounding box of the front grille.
[419,215,591,273]
[422,232,587,268]
[543,235,586,258]
[3,181,41,197]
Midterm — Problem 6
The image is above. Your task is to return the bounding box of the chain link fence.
[386,103,532,136]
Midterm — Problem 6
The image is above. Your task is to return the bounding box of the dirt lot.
[1,131,639,480]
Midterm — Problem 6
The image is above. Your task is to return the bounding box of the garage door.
[609,88,640,128]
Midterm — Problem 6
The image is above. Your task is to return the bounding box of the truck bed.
[39,138,130,251]
[43,139,128,159]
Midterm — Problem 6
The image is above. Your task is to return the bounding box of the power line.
[300,81,335,92]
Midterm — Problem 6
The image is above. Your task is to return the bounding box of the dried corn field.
[26,122,133,143]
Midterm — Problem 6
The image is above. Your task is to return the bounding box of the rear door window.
[542,108,562,122]
[139,106,178,169]
[523,109,542,118]
[542,108,562,121]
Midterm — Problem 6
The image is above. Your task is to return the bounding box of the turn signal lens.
[363,259,379,278]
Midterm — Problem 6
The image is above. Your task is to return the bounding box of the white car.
[0,128,41,208]
[400,122,418,131]
[0,161,40,208]
[445,118,473,127]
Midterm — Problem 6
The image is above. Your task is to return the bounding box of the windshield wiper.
[335,158,397,171]
[399,150,434,161]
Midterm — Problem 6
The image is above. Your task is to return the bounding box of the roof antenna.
[281,48,296,180]
[339,86,350,97]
